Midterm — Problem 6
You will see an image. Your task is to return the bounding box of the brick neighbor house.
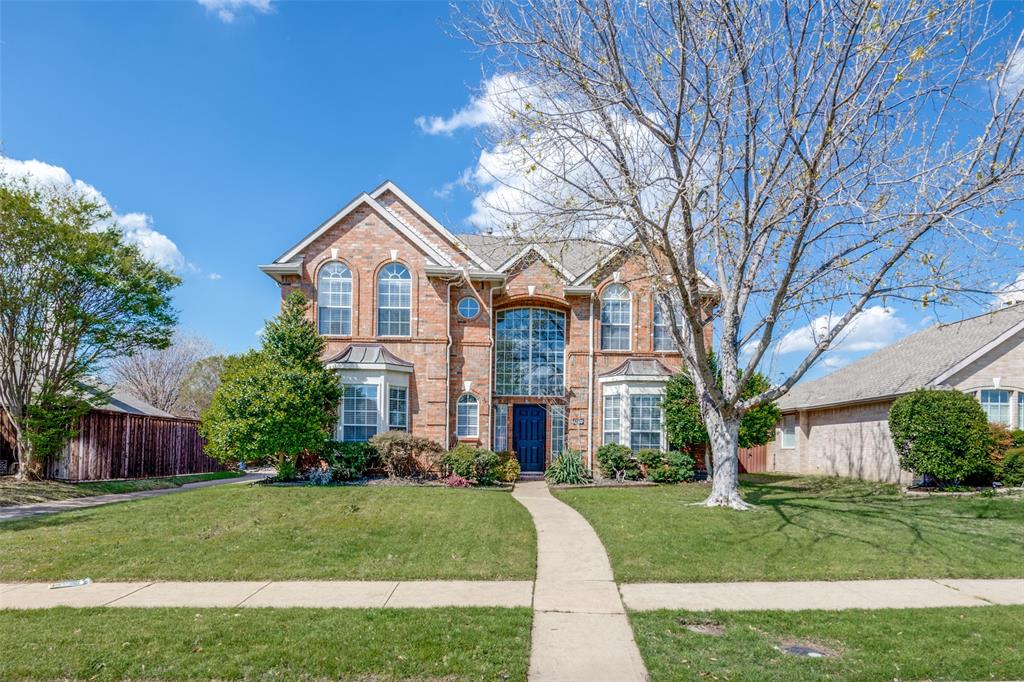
[771,303,1024,484]
[259,180,714,473]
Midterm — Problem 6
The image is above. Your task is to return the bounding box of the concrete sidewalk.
[0,580,534,609]
[620,578,1024,611]
[0,472,271,523]
[512,480,649,682]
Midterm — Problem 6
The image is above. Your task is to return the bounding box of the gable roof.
[778,303,1024,412]
[460,234,613,282]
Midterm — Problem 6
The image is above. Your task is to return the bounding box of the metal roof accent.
[599,358,674,379]
[324,344,414,372]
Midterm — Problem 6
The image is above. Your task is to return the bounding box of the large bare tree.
[109,333,213,415]
[457,0,1024,508]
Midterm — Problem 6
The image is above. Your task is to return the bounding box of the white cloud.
[1001,47,1024,99]
[776,306,909,356]
[416,76,516,136]
[208,272,223,281]
[993,271,1024,307]
[197,0,273,23]
[0,156,187,272]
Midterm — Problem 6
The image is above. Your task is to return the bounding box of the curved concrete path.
[0,472,270,523]
[512,480,648,682]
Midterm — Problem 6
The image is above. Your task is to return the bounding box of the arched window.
[600,284,631,350]
[456,394,479,438]
[317,262,352,335]
[377,263,411,336]
[495,308,566,396]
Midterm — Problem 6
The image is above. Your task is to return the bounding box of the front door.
[513,404,546,472]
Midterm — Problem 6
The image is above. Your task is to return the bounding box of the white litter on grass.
[50,578,92,589]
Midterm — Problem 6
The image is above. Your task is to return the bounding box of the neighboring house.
[771,303,1024,484]
[259,181,715,473]
[1,386,221,480]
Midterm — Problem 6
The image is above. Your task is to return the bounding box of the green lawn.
[0,607,532,681]
[631,606,1024,681]
[0,485,536,581]
[0,471,242,507]
[554,474,1024,582]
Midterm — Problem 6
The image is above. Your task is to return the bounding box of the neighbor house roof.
[82,384,176,418]
[778,303,1024,412]
[324,344,414,372]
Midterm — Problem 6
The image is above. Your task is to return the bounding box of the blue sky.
[2,1,1022,383]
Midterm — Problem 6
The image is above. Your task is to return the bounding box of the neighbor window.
[603,394,621,444]
[377,263,411,336]
[780,415,796,449]
[600,284,631,350]
[1018,393,1024,429]
[551,405,566,457]
[629,394,662,451]
[342,385,378,442]
[495,308,566,396]
[317,262,352,335]
[493,404,509,451]
[456,394,479,438]
[388,386,408,431]
[980,389,1011,426]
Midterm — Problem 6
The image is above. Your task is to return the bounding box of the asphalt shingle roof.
[459,234,613,280]
[777,303,1024,411]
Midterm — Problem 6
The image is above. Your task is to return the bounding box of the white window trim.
[494,307,567,397]
[599,284,633,352]
[317,260,354,337]
[456,393,480,439]
[387,385,408,431]
[780,415,797,450]
[493,403,509,451]
[336,370,410,442]
[601,383,666,450]
[376,263,412,338]
[979,388,1013,427]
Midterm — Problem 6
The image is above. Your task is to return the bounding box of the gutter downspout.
[443,276,458,448]
[587,293,595,470]
[488,284,496,450]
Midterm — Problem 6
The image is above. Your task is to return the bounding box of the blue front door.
[513,404,546,472]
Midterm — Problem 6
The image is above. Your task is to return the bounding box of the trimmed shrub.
[276,458,298,482]
[322,440,374,481]
[889,389,993,484]
[370,431,445,478]
[1010,430,1024,449]
[647,451,696,483]
[635,449,664,477]
[443,444,501,484]
[496,451,521,483]
[999,448,1024,486]
[595,443,639,481]
[545,449,592,485]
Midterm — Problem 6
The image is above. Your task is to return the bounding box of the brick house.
[771,303,1024,483]
[260,180,713,473]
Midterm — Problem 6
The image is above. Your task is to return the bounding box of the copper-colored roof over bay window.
[599,358,674,379]
[324,344,414,371]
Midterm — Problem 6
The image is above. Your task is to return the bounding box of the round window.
[457,296,480,319]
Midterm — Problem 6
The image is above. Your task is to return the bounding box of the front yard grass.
[0,485,536,581]
[630,606,1024,681]
[554,474,1024,582]
[0,606,531,681]
[0,471,242,507]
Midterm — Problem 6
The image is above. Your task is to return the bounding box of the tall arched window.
[456,394,479,438]
[495,308,566,396]
[600,283,631,350]
[377,263,411,336]
[317,262,352,335]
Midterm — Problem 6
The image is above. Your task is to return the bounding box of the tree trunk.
[701,409,749,510]
[14,430,40,481]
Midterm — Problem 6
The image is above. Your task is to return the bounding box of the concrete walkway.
[512,480,649,682]
[621,578,1024,611]
[0,580,533,609]
[0,472,271,523]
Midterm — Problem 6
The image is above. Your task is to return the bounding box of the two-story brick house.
[260,181,713,473]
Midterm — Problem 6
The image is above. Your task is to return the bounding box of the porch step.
[518,472,546,481]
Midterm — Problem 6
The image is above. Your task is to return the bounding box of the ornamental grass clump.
[545,449,592,485]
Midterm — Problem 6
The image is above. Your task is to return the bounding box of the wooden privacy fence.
[737,444,769,473]
[44,409,223,481]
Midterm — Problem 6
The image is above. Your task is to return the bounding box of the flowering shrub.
[443,472,473,488]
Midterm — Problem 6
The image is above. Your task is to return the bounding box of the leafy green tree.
[889,389,993,484]
[176,354,225,418]
[663,354,780,462]
[0,181,179,479]
[199,292,341,469]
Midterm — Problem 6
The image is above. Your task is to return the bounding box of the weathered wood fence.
[44,409,222,481]
[737,444,769,473]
